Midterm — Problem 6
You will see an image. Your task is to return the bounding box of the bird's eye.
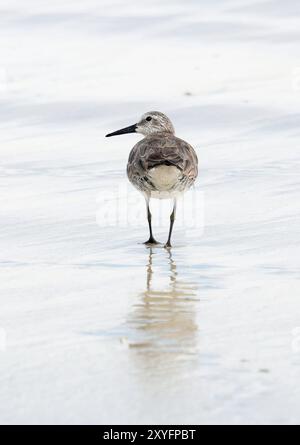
[146,116,152,122]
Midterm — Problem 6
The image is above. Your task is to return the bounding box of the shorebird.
[106,111,198,248]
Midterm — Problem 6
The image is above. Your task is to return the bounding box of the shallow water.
[1,0,300,425]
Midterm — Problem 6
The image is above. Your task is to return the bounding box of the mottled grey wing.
[127,134,198,192]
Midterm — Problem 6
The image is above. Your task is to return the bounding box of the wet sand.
[0,0,300,424]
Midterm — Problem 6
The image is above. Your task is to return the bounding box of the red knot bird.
[106,111,198,248]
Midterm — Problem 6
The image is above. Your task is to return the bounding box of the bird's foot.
[164,242,172,249]
[143,238,160,246]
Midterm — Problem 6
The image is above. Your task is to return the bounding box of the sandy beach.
[0,0,300,424]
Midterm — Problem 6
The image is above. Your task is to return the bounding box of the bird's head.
[106,111,175,138]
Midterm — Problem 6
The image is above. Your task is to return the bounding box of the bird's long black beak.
[106,123,137,137]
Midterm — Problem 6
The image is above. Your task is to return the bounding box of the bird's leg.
[144,198,159,245]
[165,199,177,248]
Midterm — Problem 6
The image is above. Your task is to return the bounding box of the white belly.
[148,165,182,199]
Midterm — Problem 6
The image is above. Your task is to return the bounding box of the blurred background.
[0,0,300,425]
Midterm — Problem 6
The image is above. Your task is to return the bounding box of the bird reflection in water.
[126,248,199,369]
